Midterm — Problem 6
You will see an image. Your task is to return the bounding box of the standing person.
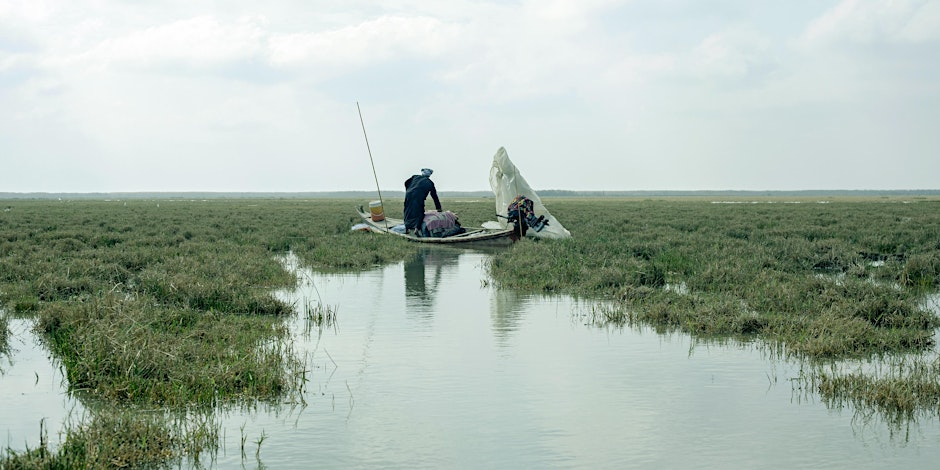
[403,168,442,235]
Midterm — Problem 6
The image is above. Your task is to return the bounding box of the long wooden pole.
[357,102,388,229]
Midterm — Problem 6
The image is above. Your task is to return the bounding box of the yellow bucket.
[369,200,384,222]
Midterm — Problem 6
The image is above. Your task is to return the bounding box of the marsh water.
[3,248,940,468]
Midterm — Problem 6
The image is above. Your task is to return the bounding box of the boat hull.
[357,207,515,247]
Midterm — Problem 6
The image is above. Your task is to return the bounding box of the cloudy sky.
[2,0,938,193]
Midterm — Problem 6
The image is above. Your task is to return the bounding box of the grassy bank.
[486,198,940,357]
[0,199,377,468]
[483,197,940,428]
[1,196,939,466]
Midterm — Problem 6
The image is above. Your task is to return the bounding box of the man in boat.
[403,168,442,236]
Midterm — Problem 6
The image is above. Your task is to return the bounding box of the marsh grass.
[485,197,940,426]
[796,354,940,432]
[303,299,337,329]
[485,198,940,355]
[0,311,9,362]
[4,410,178,469]
[37,293,303,405]
[0,199,353,467]
[2,197,940,464]
[1,407,226,469]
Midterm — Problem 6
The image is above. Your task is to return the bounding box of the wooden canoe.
[356,206,516,247]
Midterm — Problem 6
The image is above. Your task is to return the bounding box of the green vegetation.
[0,312,9,370]
[486,198,940,357]
[806,354,940,426]
[3,409,221,469]
[1,196,938,466]
[0,198,382,468]
[483,197,940,429]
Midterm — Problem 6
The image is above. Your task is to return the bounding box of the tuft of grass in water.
[1,407,224,469]
[2,410,178,469]
[800,354,940,430]
[0,311,9,361]
[899,252,940,289]
[255,429,267,459]
[304,299,337,329]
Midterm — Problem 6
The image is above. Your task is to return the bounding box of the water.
[1,317,83,451]
[3,249,940,468]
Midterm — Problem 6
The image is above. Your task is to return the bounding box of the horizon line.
[3,188,940,199]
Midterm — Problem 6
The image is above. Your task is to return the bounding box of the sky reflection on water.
[250,248,940,469]
[1,318,82,452]
[3,249,940,468]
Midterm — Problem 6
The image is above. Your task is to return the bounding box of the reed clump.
[0,408,224,469]
[0,312,9,364]
[304,300,337,329]
[804,355,940,427]
[37,294,298,405]
[4,412,178,469]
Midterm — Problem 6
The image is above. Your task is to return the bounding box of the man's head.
[421,168,433,177]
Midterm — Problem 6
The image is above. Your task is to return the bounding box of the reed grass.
[485,198,940,358]
[484,197,940,428]
[304,299,337,329]
[0,199,338,467]
[0,312,9,374]
[2,196,939,464]
[798,354,940,430]
[3,410,178,469]
[37,294,301,405]
[0,407,224,469]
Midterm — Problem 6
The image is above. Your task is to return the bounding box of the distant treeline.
[536,189,940,198]
[2,189,939,200]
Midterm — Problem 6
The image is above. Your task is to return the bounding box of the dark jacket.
[403,175,442,229]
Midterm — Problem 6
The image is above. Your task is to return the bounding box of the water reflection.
[4,252,940,469]
[490,290,529,348]
[0,317,82,452]
[272,251,940,468]
[403,248,532,348]
[403,248,460,313]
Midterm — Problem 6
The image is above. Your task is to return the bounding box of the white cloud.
[74,15,266,69]
[600,54,678,88]
[1,1,938,192]
[0,0,55,22]
[268,15,458,68]
[802,0,940,46]
[690,27,774,80]
[431,0,633,103]
[522,0,625,32]
[898,0,940,42]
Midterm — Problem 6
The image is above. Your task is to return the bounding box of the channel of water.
[2,248,940,468]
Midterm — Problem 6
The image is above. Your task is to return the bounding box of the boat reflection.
[403,247,528,345]
[403,248,460,313]
[489,289,529,349]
